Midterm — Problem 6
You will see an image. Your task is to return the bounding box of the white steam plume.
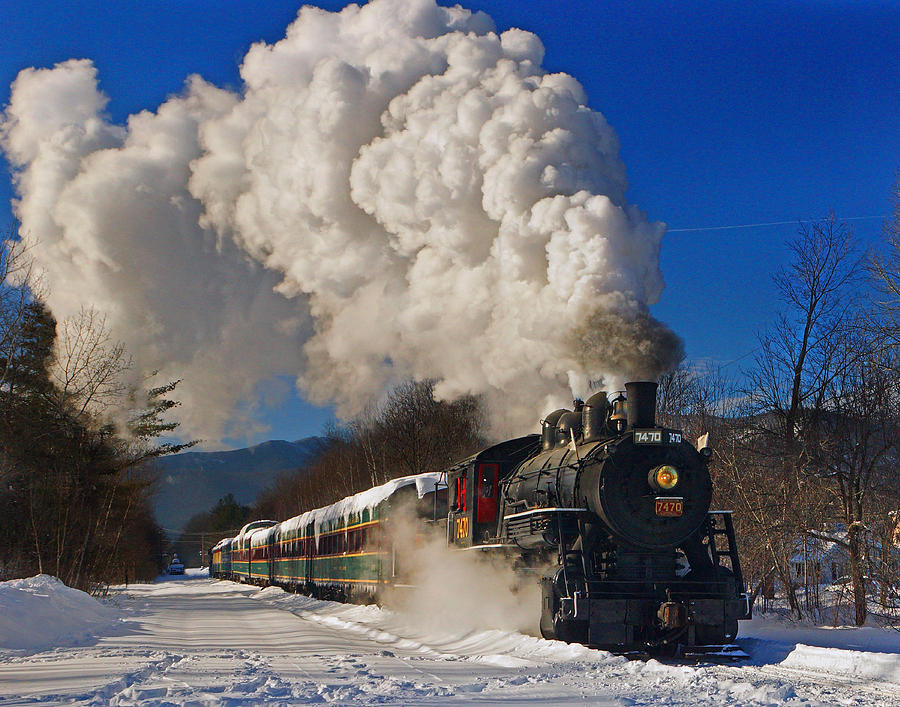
[1,0,680,442]
[385,511,544,637]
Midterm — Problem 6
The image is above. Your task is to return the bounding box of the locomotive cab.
[447,461,499,546]
[447,436,540,549]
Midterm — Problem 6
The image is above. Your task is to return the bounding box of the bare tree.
[378,380,483,480]
[751,214,863,430]
[740,215,864,619]
[804,341,900,625]
[657,361,738,443]
[0,232,190,588]
[51,307,132,419]
[350,404,386,489]
[871,180,900,360]
[252,380,485,522]
[0,234,40,397]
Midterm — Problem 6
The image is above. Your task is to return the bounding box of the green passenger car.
[274,502,392,600]
[250,525,277,584]
[209,473,448,602]
[230,520,278,583]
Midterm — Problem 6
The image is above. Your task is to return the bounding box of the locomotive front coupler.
[642,625,689,651]
[656,589,687,631]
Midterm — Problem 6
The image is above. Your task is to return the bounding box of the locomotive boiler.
[446,381,750,653]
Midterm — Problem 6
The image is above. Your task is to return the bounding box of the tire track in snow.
[4,575,900,705]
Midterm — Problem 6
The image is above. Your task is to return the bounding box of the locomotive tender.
[211,381,749,654]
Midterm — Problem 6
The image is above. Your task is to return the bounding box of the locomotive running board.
[502,507,589,520]
[458,543,517,551]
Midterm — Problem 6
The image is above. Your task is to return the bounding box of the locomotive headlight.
[652,465,679,490]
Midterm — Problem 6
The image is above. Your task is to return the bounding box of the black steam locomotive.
[446,381,750,653]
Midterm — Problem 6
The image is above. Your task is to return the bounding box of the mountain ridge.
[149,437,327,533]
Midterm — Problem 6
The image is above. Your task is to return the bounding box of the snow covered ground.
[2,570,900,705]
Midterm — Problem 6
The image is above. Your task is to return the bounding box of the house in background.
[788,521,900,591]
[790,532,849,586]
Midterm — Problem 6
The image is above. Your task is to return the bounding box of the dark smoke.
[569,308,685,386]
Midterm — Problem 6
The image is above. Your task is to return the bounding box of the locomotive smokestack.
[625,381,657,428]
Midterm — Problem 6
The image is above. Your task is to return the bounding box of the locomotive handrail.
[503,507,588,520]
[458,543,515,551]
[510,461,581,481]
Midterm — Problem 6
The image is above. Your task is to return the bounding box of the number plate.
[655,498,683,517]
[634,429,683,445]
[455,516,470,539]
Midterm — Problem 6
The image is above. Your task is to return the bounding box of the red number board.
[655,499,683,517]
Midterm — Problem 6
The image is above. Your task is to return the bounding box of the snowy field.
[2,570,900,705]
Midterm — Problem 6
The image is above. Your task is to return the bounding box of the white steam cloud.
[385,512,543,637]
[1,0,680,442]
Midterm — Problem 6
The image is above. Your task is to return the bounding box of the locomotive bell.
[609,395,627,432]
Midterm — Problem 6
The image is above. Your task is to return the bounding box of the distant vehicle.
[167,554,185,575]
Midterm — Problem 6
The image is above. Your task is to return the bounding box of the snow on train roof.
[279,471,445,539]
[211,520,277,550]
[211,538,228,552]
[250,524,278,547]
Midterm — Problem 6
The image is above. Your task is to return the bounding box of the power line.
[160,528,240,537]
[718,346,762,369]
[668,215,885,234]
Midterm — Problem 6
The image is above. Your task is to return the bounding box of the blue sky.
[2,1,898,445]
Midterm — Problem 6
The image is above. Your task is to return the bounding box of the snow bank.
[252,584,618,669]
[0,575,122,652]
[740,614,900,654]
[782,643,900,684]
[253,582,900,693]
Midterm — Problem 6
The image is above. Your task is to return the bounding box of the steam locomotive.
[210,381,749,654]
[446,381,750,652]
